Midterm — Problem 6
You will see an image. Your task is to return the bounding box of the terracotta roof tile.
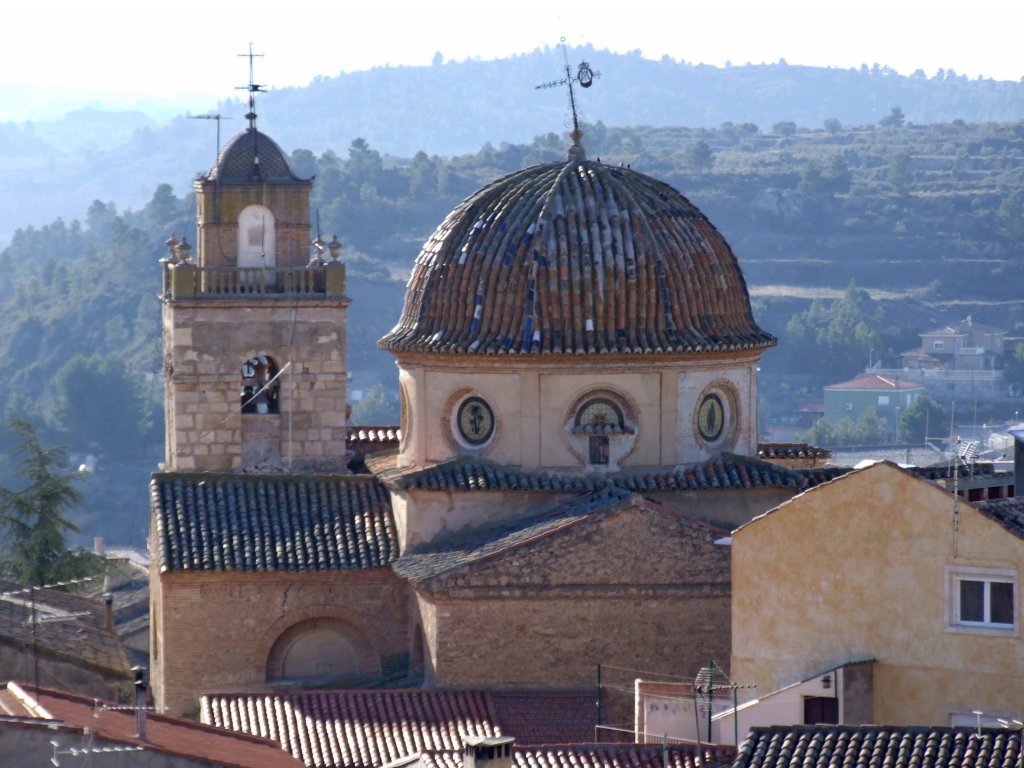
[2,682,302,768]
[381,455,820,495]
[0,581,130,679]
[734,725,1021,768]
[347,425,401,447]
[488,691,596,745]
[201,690,502,768]
[392,488,640,583]
[757,443,831,461]
[379,161,774,357]
[974,497,1024,539]
[151,473,397,573]
[413,744,735,768]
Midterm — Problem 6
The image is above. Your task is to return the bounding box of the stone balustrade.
[163,260,346,299]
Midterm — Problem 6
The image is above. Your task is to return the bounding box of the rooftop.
[151,472,397,573]
[0,682,302,768]
[734,725,1021,768]
[201,688,599,768]
[379,160,774,357]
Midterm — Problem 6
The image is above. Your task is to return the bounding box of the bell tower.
[160,58,350,473]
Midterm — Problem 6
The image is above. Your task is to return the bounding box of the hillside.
[2,116,1024,546]
[3,47,1024,241]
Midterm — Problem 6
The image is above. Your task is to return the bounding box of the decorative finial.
[535,37,600,160]
[328,235,343,262]
[236,43,266,133]
[165,234,180,262]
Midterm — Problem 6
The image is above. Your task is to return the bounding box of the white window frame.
[945,565,1017,636]
[877,395,890,406]
[933,340,945,350]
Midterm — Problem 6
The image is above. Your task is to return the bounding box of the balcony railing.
[162,260,346,299]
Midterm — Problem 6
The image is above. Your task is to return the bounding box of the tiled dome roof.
[380,159,775,356]
[205,128,303,184]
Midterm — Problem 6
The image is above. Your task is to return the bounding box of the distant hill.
[3,46,1024,242]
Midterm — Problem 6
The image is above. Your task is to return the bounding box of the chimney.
[463,735,515,768]
[104,593,114,632]
[132,666,147,740]
[93,537,105,556]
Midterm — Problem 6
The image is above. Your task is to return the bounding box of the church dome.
[205,128,304,184]
[380,158,775,356]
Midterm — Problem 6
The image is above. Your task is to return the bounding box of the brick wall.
[154,569,410,716]
[417,501,732,691]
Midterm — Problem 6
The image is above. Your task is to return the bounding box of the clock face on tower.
[456,396,495,446]
[697,393,725,442]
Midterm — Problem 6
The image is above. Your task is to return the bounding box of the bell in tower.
[160,54,350,473]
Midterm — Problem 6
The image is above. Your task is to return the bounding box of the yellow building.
[732,461,1024,726]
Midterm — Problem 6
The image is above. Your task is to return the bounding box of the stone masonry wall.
[196,183,311,270]
[163,300,349,472]
[154,569,410,717]
[418,502,732,691]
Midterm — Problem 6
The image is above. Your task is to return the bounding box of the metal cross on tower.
[535,37,600,137]
[237,43,266,131]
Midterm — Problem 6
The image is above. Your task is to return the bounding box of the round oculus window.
[456,396,495,446]
[697,393,725,442]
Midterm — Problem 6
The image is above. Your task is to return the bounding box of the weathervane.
[535,37,600,142]
[237,43,266,132]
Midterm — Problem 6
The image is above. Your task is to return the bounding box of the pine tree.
[0,419,102,586]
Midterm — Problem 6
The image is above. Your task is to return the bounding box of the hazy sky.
[4,0,1022,120]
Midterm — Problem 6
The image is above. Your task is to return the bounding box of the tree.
[824,118,843,134]
[0,419,103,586]
[888,151,913,194]
[772,121,797,137]
[879,106,906,128]
[898,394,947,443]
[350,384,398,424]
[52,353,154,458]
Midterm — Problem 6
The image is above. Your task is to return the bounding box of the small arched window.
[574,398,627,465]
[241,355,279,415]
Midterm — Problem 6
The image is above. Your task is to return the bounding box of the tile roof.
[201,689,502,768]
[151,472,397,573]
[414,744,736,768]
[379,160,775,357]
[757,442,831,461]
[380,455,826,495]
[0,580,130,679]
[974,497,1024,539]
[0,682,302,768]
[347,425,401,447]
[202,689,662,768]
[391,488,641,584]
[489,691,596,745]
[734,725,1022,768]
[824,374,923,391]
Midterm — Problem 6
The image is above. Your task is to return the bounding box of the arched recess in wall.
[265,616,381,686]
[237,204,276,271]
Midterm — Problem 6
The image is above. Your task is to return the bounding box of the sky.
[4,0,1023,121]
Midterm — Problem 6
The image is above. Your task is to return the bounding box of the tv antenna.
[535,37,600,137]
[188,113,232,165]
[237,43,266,132]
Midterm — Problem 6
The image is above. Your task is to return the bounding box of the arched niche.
[265,617,380,686]
[237,204,276,271]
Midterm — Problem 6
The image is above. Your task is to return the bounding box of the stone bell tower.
[159,73,350,473]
